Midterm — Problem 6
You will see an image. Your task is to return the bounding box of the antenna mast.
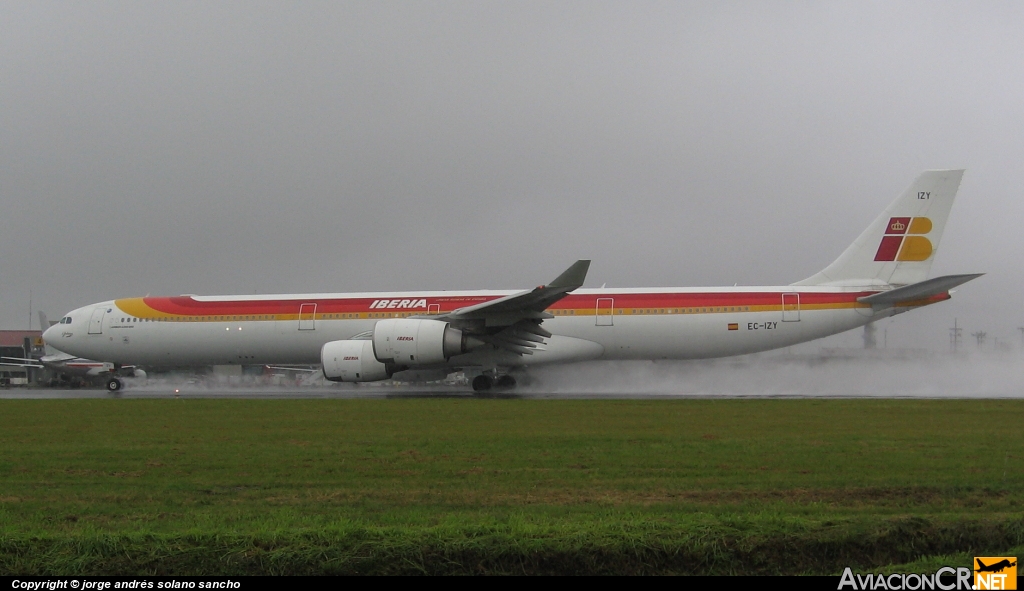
[949,319,962,353]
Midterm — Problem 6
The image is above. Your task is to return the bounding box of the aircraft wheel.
[106,378,122,392]
[496,375,517,389]
[472,375,493,392]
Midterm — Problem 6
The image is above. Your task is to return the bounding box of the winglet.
[443,260,591,322]
[547,260,591,289]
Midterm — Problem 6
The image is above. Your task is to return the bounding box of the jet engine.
[321,340,392,382]
[372,318,478,365]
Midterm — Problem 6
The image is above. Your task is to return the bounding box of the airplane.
[2,312,144,390]
[976,558,1016,573]
[45,170,981,392]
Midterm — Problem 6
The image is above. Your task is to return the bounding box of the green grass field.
[1,399,1021,574]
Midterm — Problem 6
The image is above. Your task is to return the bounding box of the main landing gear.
[471,374,517,392]
[106,377,122,392]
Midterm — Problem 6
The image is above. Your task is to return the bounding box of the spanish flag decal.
[728,323,739,331]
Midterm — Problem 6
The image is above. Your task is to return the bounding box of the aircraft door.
[299,303,316,330]
[596,298,614,326]
[88,307,106,334]
[782,293,800,322]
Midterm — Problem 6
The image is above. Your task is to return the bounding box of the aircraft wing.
[427,260,591,355]
[266,365,320,373]
[445,259,590,322]
[857,273,983,308]
[0,356,44,368]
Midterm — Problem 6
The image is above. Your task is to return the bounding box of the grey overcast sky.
[1,1,1021,350]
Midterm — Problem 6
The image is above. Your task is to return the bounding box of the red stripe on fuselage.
[134,291,875,318]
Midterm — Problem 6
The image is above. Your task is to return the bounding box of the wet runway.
[4,354,1023,399]
[3,385,1023,399]
[0,385,484,399]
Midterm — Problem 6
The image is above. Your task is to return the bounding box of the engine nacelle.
[372,318,471,365]
[321,339,392,382]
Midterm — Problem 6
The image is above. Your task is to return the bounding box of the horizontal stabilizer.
[857,273,983,307]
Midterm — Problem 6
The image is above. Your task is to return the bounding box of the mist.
[521,353,1024,398]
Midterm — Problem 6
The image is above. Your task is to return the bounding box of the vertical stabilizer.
[38,312,60,356]
[794,170,964,286]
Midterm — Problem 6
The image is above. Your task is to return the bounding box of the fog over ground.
[523,354,1024,397]
[2,2,1022,354]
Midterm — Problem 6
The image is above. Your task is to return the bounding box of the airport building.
[0,330,44,386]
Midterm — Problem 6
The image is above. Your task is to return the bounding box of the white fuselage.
[43,285,924,370]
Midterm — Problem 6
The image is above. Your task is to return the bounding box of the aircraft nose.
[42,322,61,345]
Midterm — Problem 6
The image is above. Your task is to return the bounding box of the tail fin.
[38,311,60,356]
[795,170,965,286]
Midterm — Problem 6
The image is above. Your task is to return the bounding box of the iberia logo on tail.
[874,217,933,262]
